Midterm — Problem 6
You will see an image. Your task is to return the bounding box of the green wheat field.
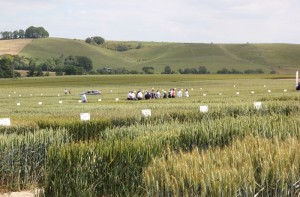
[1,74,300,196]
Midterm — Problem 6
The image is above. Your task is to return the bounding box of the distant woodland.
[0,26,49,40]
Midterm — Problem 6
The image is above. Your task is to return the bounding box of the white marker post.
[142,109,151,117]
[80,113,90,121]
[17,103,20,106]
[253,102,262,110]
[38,102,42,105]
[199,105,208,113]
[59,101,63,104]
[0,118,11,126]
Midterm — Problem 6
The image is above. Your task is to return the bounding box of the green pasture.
[18,38,300,73]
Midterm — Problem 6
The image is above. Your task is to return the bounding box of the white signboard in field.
[59,101,63,104]
[142,109,151,117]
[0,118,11,126]
[80,113,90,121]
[253,102,262,110]
[38,102,42,105]
[199,105,208,113]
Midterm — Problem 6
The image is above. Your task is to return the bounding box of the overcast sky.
[1,0,300,43]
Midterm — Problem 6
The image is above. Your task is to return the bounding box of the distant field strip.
[0,39,32,55]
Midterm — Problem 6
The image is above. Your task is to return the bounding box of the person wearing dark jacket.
[297,83,300,90]
[145,91,151,100]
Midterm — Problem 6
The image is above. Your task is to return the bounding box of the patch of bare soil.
[0,39,32,55]
[0,189,43,197]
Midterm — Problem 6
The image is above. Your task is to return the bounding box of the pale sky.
[1,0,300,43]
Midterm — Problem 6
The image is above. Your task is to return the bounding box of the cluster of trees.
[0,54,93,78]
[178,66,209,74]
[85,36,105,45]
[216,68,264,74]
[97,67,139,74]
[31,55,93,76]
[0,55,21,78]
[0,26,49,40]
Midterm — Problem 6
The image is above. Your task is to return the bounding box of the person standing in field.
[185,89,189,97]
[82,93,88,103]
[64,89,68,94]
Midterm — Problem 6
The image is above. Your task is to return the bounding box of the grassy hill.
[1,38,300,74]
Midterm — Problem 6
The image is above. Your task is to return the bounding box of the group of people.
[127,88,189,100]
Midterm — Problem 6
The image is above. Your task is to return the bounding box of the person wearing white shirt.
[185,89,189,97]
[177,90,182,97]
[82,93,88,103]
[156,90,161,98]
[137,91,143,100]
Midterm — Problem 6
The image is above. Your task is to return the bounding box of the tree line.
[98,66,268,75]
[0,54,93,78]
[0,54,271,78]
[0,26,49,40]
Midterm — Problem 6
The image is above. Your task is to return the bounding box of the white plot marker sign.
[254,102,262,110]
[0,118,11,126]
[80,113,90,121]
[142,109,151,117]
[59,101,63,104]
[199,105,208,113]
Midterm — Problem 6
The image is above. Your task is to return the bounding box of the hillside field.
[1,38,300,74]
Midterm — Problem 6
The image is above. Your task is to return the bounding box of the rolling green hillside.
[16,38,300,74]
